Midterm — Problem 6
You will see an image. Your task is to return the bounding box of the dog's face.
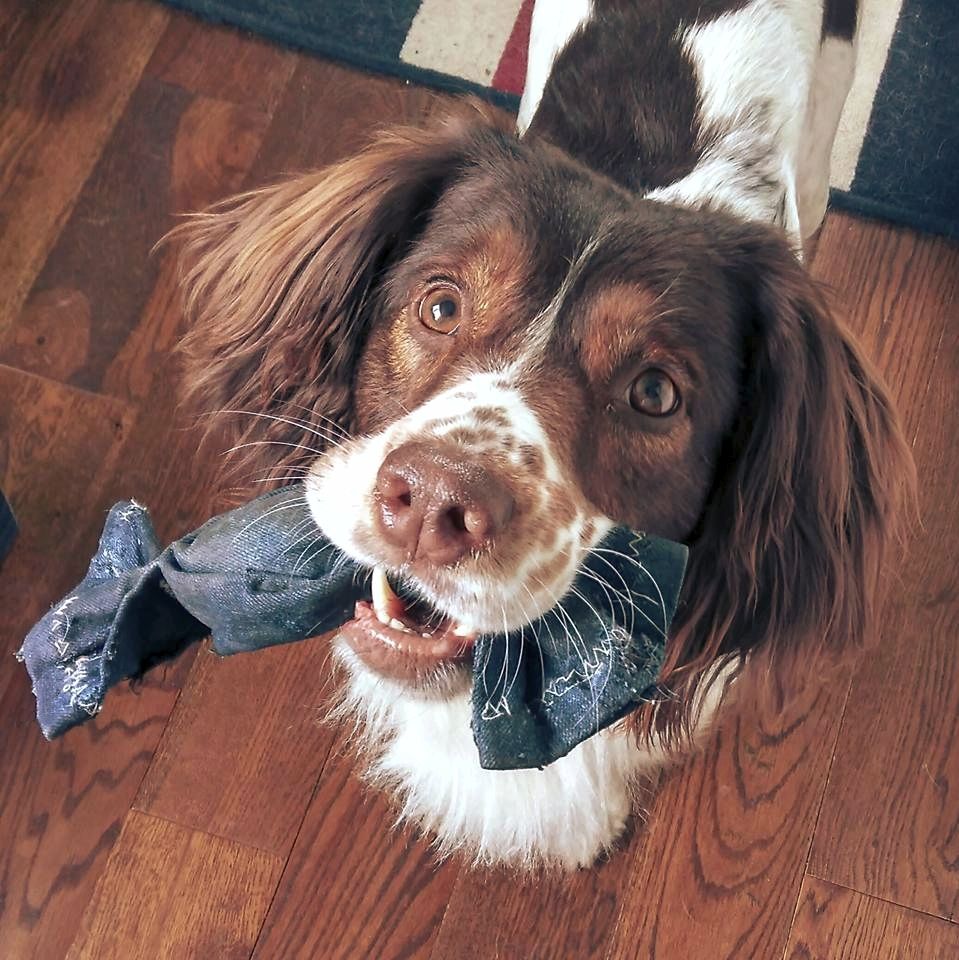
[175,113,912,729]
[312,167,744,678]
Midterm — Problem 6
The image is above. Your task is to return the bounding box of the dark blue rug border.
[850,0,958,244]
[829,187,958,242]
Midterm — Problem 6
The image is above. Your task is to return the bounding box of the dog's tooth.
[421,632,433,639]
[452,622,474,638]
[389,617,410,633]
[371,566,395,623]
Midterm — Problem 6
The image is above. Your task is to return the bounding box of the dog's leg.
[796,4,859,239]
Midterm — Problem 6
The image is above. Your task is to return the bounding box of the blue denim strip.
[18,485,686,770]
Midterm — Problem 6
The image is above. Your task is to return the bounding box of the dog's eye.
[418,284,463,334]
[627,369,680,416]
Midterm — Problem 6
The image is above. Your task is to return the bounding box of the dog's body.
[520,0,857,245]
[175,0,912,869]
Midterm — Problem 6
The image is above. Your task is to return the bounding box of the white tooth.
[371,566,395,622]
[452,622,473,637]
[421,632,433,639]
[390,617,411,633]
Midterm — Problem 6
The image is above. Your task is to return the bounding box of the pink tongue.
[339,602,473,682]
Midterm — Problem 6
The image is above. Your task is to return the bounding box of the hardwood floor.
[1,3,956,957]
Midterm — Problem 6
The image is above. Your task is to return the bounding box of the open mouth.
[338,567,476,682]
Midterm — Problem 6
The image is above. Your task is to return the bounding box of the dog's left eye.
[418,283,463,334]
[627,369,680,416]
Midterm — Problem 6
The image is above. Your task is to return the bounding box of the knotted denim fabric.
[18,485,687,770]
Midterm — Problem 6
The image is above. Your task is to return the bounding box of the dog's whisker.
[591,549,669,636]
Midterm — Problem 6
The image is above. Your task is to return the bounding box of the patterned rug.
[159,0,957,241]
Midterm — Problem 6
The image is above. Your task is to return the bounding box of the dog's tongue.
[338,599,473,682]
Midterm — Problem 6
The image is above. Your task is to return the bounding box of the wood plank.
[784,876,959,960]
[0,77,272,396]
[437,686,837,960]
[606,683,843,960]
[147,8,297,111]
[0,367,193,960]
[431,824,645,960]
[134,638,340,858]
[247,56,441,187]
[250,730,460,960]
[0,24,288,954]
[0,367,134,666]
[808,237,959,921]
[0,0,169,332]
[808,213,958,437]
[66,810,284,960]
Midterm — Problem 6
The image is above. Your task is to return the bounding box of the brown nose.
[374,442,514,565]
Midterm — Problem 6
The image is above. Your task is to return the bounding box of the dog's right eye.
[418,283,463,335]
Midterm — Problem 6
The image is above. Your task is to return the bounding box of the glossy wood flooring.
[1,3,956,957]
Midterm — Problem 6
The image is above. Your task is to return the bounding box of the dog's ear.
[170,108,508,481]
[641,228,916,741]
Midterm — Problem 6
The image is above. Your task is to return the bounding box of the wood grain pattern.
[432,844,634,960]
[808,215,958,437]
[808,236,959,921]
[603,682,845,960]
[0,0,168,331]
[0,368,133,662]
[0,369,189,960]
[147,9,297,111]
[66,810,284,960]
[0,77,272,396]
[247,56,440,187]
[250,729,460,960]
[134,638,340,858]
[784,876,959,960]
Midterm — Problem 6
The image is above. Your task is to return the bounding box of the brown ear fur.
[170,107,508,482]
[635,230,917,743]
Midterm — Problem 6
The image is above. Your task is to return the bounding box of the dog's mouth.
[338,567,477,683]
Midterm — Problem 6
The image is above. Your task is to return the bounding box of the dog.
[173,0,914,868]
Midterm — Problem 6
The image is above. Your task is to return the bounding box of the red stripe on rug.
[491,0,533,95]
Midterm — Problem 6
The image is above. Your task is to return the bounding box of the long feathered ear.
[169,108,508,482]
[639,228,916,742]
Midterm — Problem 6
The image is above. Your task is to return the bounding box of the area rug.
[159,0,958,241]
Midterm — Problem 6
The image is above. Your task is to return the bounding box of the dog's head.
[175,110,913,738]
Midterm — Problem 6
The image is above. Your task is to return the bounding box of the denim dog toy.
[18,485,687,770]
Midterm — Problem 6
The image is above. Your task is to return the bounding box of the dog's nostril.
[445,505,468,534]
[378,471,412,508]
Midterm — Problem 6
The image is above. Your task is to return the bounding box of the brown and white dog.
[174,0,914,868]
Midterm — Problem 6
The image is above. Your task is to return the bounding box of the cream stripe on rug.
[831,0,905,190]
[401,0,526,85]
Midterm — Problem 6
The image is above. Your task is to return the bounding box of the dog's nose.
[374,442,514,565]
